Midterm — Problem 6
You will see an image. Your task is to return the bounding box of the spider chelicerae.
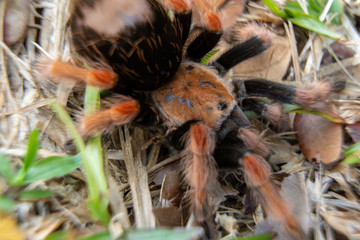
[37,0,335,238]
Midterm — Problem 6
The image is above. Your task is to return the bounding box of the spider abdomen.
[70,0,191,91]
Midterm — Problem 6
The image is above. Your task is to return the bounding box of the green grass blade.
[23,155,82,184]
[23,129,40,169]
[45,231,71,240]
[344,155,360,165]
[19,189,55,200]
[0,195,16,211]
[82,86,110,224]
[51,102,86,152]
[229,233,273,240]
[76,231,111,240]
[12,129,40,185]
[344,142,360,157]
[262,0,287,18]
[290,109,345,123]
[0,153,15,183]
[289,17,341,39]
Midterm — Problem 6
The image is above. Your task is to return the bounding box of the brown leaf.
[4,0,30,45]
[153,206,185,227]
[294,105,343,164]
[346,121,360,142]
[322,42,355,66]
[159,171,184,207]
[231,27,291,81]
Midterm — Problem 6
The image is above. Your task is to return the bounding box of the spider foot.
[294,81,331,108]
[203,10,222,32]
[79,99,139,137]
[35,57,116,89]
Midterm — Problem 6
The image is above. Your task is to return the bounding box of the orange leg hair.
[163,0,191,12]
[79,99,139,136]
[183,123,217,222]
[242,154,303,238]
[36,58,116,89]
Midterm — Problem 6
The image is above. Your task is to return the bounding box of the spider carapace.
[40,0,333,238]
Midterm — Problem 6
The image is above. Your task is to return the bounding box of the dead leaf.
[321,210,360,239]
[294,104,343,164]
[25,214,65,240]
[322,42,355,66]
[153,206,185,227]
[230,26,291,81]
[346,121,360,142]
[4,0,30,46]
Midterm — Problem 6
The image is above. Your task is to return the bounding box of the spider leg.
[182,122,217,223]
[234,79,331,108]
[185,30,223,62]
[212,37,268,76]
[215,130,305,238]
[79,98,139,137]
[162,0,191,12]
[241,154,304,238]
[36,58,116,90]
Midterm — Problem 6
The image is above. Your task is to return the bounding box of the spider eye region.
[152,64,235,128]
[217,101,227,110]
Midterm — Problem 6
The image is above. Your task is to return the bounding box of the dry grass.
[1,0,360,239]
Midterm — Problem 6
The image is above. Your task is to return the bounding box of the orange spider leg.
[183,123,217,222]
[163,0,191,12]
[79,99,139,136]
[242,154,302,237]
[191,0,222,31]
[38,59,116,89]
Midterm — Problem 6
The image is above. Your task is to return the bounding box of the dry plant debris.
[0,0,360,239]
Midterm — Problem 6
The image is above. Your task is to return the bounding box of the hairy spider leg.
[190,0,222,31]
[211,37,268,76]
[37,59,116,89]
[241,154,303,238]
[183,123,217,223]
[79,99,139,136]
[234,79,331,109]
[185,30,223,62]
[162,0,191,12]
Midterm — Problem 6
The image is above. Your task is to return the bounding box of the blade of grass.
[12,129,40,185]
[83,85,110,224]
[262,0,287,18]
[0,153,15,183]
[0,196,16,211]
[19,189,55,200]
[51,102,86,152]
[289,17,341,39]
[229,233,273,240]
[344,142,360,157]
[23,154,82,184]
[290,108,346,123]
[51,101,110,224]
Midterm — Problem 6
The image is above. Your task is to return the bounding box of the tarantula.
[38,0,332,238]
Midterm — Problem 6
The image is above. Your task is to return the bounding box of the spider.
[38,0,333,238]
